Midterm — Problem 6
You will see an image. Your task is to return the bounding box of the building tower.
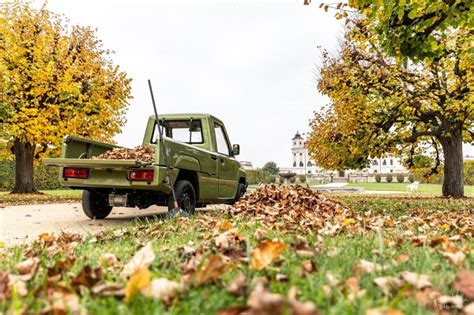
[291,131,306,174]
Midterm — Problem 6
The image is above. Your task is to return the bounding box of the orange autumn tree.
[308,21,473,198]
[0,2,132,193]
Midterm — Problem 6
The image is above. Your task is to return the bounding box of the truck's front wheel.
[82,190,113,219]
[168,180,196,216]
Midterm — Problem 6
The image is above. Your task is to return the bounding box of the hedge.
[0,159,62,191]
[245,169,273,185]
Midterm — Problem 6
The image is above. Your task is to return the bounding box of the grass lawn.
[1,194,472,314]
[346,182,474,197]
[0,189,82,205]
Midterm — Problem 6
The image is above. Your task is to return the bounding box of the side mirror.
[232,144,240,156]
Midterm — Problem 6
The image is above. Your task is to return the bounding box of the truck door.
[213,122,239,199]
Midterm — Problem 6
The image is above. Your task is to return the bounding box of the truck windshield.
[152,119,204,144]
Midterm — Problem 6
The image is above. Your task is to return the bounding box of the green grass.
[0,189,82,205]
[0,195,472,314]
[346,182,474,196]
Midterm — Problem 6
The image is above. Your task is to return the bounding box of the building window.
[374,170,377,173]
[293,153,296,156]
[293,162,296,167]
[390,159,393,165]
[300,153,302,156]
[299,161,304,167]
[308,170,311,174]
[383,160,387,166]
[307,161,312,166]
[372,160,378,166]
[390,169,393,173]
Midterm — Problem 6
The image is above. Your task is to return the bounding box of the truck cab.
[43,113,247,219]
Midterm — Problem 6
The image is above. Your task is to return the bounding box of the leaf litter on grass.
[0,184,473,314]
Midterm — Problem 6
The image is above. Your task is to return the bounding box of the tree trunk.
[12,139,37,194]
[440,133,464,198]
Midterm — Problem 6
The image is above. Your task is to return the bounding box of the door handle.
[210,154,217,160]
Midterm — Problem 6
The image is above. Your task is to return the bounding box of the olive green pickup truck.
[43,113,247,219]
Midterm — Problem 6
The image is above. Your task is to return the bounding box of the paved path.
[0,203,175,247]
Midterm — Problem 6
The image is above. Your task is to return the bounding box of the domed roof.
[292,131,303,140]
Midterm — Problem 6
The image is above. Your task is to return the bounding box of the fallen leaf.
[441,251,465,266]
[374,277,403,294]
[301,260,317,277]
[193,254,228,285]
[288,286,318,315]
[15,257,39,281]
[49,291,81,314]
[438,295,463,310]
[121,242,155,278]
[141,278,184,303]
[275,274,289,282]
[346,277,366,301]
[125,267,151,303]
[464,302,474,315]
[227,273,247,296]
[247,281,287,315]
[353,260,382,276]
[366,308,404,315]
[100,253,118,268]
[251,240,287,270]
[453,270,474,299]
[71,265,103,291]
[400,271,431,289]
[217,305,249,315]
[92,283,124,297]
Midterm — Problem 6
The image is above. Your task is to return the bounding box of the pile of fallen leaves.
[92,145,155,162]
[231,184,357,234]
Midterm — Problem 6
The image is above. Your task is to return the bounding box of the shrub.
[464,161,474,185]
[0,159,62,191]
[299,175,306,183]
[289,176,296,184]
[270,176,276,183]
[375,173,381,183]
[396,173,404,183]
[246,169,272,185]
[408,174,415,183]
[386,174,393,183]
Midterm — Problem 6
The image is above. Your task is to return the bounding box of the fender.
[175,155,201,172]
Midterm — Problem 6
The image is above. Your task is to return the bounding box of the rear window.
[151,119,204,144]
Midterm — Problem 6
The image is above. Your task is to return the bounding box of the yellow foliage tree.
[0,2,132,193]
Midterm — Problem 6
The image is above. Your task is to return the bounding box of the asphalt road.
[0,203,172,247]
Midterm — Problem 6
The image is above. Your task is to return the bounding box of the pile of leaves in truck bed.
[92,145,155,162]
[231,184,358,233]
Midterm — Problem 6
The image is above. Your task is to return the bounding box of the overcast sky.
[30,0,343,168]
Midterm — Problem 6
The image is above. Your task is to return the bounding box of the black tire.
[167,180,196,216]
[82,190,113,219]
[235,182,247,202]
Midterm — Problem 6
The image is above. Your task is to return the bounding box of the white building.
[285,131,409,178]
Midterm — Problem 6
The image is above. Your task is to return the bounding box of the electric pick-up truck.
[43,113,247,219]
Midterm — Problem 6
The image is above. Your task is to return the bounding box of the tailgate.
[42,158,152,170]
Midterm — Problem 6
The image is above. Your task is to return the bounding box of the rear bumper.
[59,165,174,194]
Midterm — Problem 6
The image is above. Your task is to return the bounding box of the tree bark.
[12,139,37,194]
[440,132,464,198]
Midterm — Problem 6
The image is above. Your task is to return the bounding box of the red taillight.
[63,168,89,179]
[128,170,154,181]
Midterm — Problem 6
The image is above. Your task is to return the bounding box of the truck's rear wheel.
[82,190,113,219]
[168,180,196,216]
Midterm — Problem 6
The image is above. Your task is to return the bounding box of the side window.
[214,123,230,156]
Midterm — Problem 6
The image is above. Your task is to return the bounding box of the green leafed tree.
[262,161,280,175]
[308,21,473,198]
[0,2,132,193]
[308,0,473,62]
